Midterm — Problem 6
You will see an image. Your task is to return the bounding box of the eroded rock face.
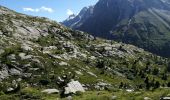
[64,80,85,94]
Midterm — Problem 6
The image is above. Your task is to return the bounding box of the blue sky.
[0,0,98,22]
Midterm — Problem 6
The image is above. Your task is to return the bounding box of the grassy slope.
[0,6,170,100]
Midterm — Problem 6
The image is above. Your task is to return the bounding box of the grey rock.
[66,96,73,100]
[7,88,14,92]
[59,61,68,66]
[9,68,21,76]
[144,97,151,100]
[64,80,85,94]
[0,49,4,55]
[112,96,117,100]
[22,73,32,78]
[42,89,59,94]
[19,53,32,60]
[0,67,9,81]
[8,54,16,60]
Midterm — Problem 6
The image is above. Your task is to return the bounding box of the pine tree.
[119,82,124,88]
[167,82,170,87]
[162,73,167,80]
[167,62,170,72]
[145,77,150,90]
[154,81,160,89]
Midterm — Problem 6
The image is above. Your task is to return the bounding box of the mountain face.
[1,6,170,99]
[62,0,170,57]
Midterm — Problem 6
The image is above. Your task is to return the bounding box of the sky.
[0,0,98,22]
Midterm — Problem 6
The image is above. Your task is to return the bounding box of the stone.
[0,49,4,55]
[87,72,97,77]
[160,97,170,100]
[0,30,3,35]
[97,82,111,86]
[0,67,9,81]
[126,89,134,92]
[66,96,73,100]
[21,44,33,51]
[7,88,14,92]
[75,71,83,75]
[17,78,22,82]
[95,82,111,90]
[8,54,16,60]
[19,53,32,60]
[9,68,21,76]
[90,56,96,60]
[112,96,117,100]
[144,97,151,100]
[42,89,59,94]
[59,61,68,66]
[22,73,32,78]
[64,80,85,94]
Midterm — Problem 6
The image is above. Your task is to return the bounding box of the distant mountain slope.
[62,0,170,57]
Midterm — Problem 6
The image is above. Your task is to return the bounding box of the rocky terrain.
[0,6,170,100]
[63,0,170,57]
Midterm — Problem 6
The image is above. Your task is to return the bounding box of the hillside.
[0,6,170,100]
[62,0,170,57]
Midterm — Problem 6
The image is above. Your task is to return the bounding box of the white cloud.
[67,9,74,16]
[23,6,54,13]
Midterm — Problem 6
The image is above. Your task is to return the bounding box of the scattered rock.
[95,82,111,90]
[112,96,117,100]
[66,96,73,100]
[0,67,9,81]
[8,54,16,60]
[126,89,134,92]
[87,72,97,77]
[75,71,83,75]
[21,44,33,51]
[59,61,68,66]
[22,73,32,78]
[9,68,21,75]
[19,53,32,60]
[144,97,151,100]
[160,97,170,100]
[42,89,59,94]
[7,88,14,92]
[0,30,3,35]
[0,49,4,55]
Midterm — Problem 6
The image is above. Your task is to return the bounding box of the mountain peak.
[68,14,76,20]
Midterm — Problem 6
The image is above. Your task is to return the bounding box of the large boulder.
[64,80,85,94]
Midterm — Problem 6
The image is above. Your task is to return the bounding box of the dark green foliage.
[152,68,159,75]
[96,59,105,68]
[154,81,160,89]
